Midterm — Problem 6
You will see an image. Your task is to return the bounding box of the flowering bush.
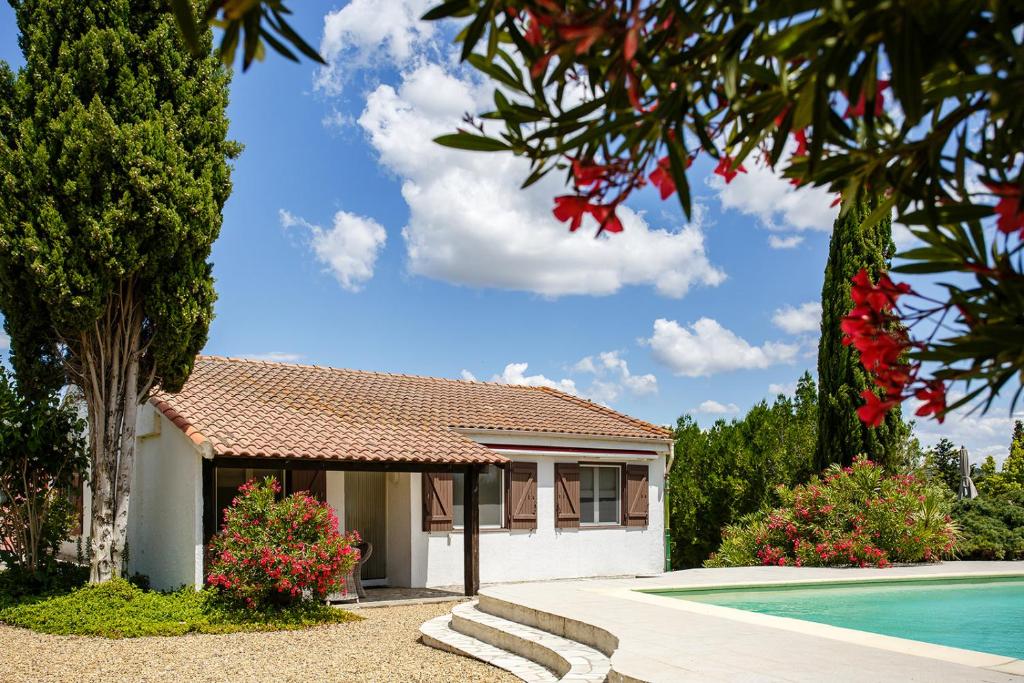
[706,458,958,568]
[205,477,359,609]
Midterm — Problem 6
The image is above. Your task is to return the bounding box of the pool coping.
[612,571,1024,677]
[481,562,1024,682]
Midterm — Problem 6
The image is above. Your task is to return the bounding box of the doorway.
[344,471,388,581]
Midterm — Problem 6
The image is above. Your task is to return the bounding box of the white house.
[101,356,673,593]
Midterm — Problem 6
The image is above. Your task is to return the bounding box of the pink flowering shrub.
[205,477,360,608]
[706,457,958,568]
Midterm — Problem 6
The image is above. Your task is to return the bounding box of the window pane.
[598,467,619,523]
[580,466,595,524]
[453,465,504,528]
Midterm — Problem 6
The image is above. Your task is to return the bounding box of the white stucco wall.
[127,404,204,590]
[409,450,667,588]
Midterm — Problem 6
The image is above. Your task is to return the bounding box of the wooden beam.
[463,464,480,596]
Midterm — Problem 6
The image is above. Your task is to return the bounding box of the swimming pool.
[652,576,1024,660]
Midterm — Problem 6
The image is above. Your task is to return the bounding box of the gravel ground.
[0,601,518,683]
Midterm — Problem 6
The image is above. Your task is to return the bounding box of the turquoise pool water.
[655,576,1024,659]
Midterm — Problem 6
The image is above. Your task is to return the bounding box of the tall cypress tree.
[0,0,238,582]
[816,200,907,471]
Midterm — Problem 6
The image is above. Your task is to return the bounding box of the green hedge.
[953,491,1024,561]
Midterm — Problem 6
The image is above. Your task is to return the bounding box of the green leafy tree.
[0,369,88,575]
[0,0,239,582]
[668,373,818,568]
[1005,421,1024,484]
[924,438,961,494]
[816,200,907,470]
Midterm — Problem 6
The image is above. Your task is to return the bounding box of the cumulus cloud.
[316,0,437,94]
[768,234,804,249]
[459,369,477,381]
[693,400,741,415]
[573,350,658,403]
[0,332,8,351]
[240,352,304,363]
[912,394,1024,465]
[356,62,725,298]
[712,152,838,233]
[646,318,799,377]
[772,302,822,335]
[492,362,578,395]
[768,381,798,397]
[281,209,387,292]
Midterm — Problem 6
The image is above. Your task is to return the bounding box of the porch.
[203,457,490,596]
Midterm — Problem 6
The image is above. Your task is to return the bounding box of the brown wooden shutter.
[506,462,538,530]
[422,472,454,532]
[623,464,649,527]
[554,463,580,529]
[290,469,327,502]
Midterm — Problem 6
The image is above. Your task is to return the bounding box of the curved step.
[451,601,612,682]
[420,613,559,683]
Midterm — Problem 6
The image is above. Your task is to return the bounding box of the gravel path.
[0,601,518,683]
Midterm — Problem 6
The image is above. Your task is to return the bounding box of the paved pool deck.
[482,562,1024,682]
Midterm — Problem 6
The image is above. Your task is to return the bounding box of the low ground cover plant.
[206,477,360,608]
[0,578,359,638]
[707,457,957,568]
[953,491,1024,561]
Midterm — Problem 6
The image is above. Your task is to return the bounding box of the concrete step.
[420,613,559,683]
[450,601,611,682]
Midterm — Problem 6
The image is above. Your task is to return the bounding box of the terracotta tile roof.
[149,356,671,465]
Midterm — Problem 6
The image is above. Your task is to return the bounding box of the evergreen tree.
[0,0,239,582]
[925,438,961,493]
[816,200,907,471]
[1003,420,1024,485]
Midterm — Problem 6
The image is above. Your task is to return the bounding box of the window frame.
[452,464,506,531]
[578,463,622,527]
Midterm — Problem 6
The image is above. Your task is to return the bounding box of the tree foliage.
[669,372,818,568]
[817,199,906,469]
[424,0,1024,423]
[0,0,239,582]
[976,420,1024,497]
[924,437,961,495]
[0,369,88,574]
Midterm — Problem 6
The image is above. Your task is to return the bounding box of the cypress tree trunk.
[816,199,907,471]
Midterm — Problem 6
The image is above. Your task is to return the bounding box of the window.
[580,465,620,525]
[214,467,286,531]
[453,465,504,529]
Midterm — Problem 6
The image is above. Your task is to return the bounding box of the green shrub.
[206,477,360,609]
[0,560,87,610]
[706,457,958,568]
[953,491,1024,561]
[0,578,360,638]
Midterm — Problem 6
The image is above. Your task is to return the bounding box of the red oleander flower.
[552,195,591,231]
[589,203,624,233]
[914,380,947,422]
[648,156,675,199]
[714,155,747,183]
[793,129,808,157]
[985,181,1024,237]
[571,158,606,187]
[844,79,889,118]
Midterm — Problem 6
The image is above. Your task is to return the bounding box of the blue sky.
[0,1,1019,460]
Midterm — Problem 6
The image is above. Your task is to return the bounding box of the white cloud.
[772,302,822,335]
[768,381,798,397]
[0,332,8,351]
[768,234,804,249]
[693,400,741,415]
[647,317,799,377]
[492,362,578,395]
[240,352,303,363]
[912,395,1024,465]
[281,209,387,292]
[573,350,658,402]
[317,0,437,94]
[459,369,477,381]
[713,153,838,233]
[356,62,725,298]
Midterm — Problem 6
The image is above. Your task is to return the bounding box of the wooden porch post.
[463,465,480,596]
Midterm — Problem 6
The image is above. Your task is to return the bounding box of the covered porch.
[202,456,496,597]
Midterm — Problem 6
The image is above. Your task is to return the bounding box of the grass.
[0,576,361,638]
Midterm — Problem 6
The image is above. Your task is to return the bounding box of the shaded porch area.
[202,457,493,596]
